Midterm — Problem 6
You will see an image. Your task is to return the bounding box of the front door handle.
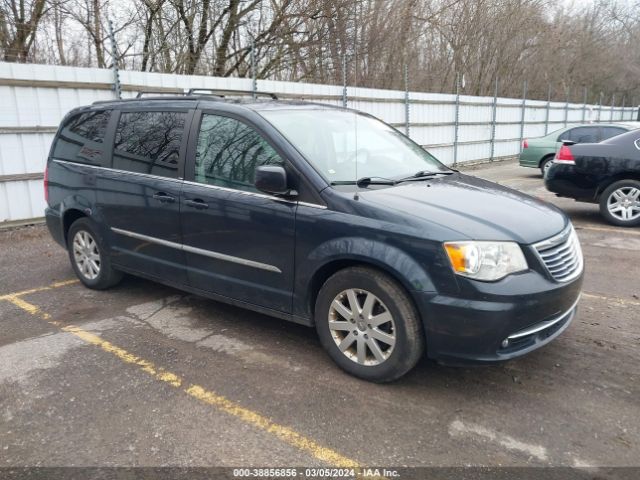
[153,192,176,203]
[185,198,209,210]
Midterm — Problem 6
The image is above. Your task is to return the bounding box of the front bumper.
[413,269,583,365]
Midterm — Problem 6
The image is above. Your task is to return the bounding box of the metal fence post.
[250,37,257,98]
[342,54,347,108]
[489,78,498,162]
[453,73,460,167]
[582,87,587,123]
[598,92,603,122]
[610,94,615,121]
[564,87,569,127]
[544,84,551,135]
[404,64,410,137]
[519,80,527,154]
[107,19,121,99]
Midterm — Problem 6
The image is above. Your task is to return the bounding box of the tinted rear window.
[52,110,111,165]
[113,111,186,178]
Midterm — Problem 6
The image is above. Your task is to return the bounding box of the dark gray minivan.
[45,91,584,382]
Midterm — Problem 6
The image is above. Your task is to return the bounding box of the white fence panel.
[0,62,638,223]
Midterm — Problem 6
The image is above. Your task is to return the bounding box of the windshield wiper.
[331,176,397,187]
[395,170,454,183]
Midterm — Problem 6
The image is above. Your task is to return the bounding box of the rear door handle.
[184,198,209,210]
[153,192,176,203]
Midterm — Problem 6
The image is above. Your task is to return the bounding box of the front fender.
[293,236,437,321]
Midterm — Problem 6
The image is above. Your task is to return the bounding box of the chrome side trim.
[298,201,328,210]
[53,159,184,185]
[53,158,182,183]
[507,296,580,340]
[52,158,327,209]
[181,179,296,204]
[110,227,282,273]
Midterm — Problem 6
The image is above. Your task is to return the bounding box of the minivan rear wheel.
[67,218,123,289]
[315,267,424,382]
[599,180,640,227]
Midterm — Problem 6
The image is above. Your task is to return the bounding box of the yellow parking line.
[1,292,359,469]
[0,279,78,301]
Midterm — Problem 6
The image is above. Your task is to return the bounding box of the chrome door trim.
[111,227,282,273]
[181,179,296,204]
[52,159,184,184]
[52,158,327,209]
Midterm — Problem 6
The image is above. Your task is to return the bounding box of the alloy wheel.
[328,288,396,366]
[607,187,640,222]
[72,230,101,280]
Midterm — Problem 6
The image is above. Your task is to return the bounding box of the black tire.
[67,217,123,289]
[314,266,424,382]
[598,180,640,227]
[540,156,554,177]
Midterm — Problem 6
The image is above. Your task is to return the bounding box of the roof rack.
[135,89,184,98]
[133,88,278,100]
[186,88,278,100]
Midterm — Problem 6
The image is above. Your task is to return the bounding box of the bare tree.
[1,0,48,62]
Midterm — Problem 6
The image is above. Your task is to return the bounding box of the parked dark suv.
[45,90,584,382]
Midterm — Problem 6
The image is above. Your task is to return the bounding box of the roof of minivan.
[91,96,344,112]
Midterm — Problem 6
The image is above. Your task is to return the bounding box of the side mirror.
[254,165,295,196]
[561,139,576,146]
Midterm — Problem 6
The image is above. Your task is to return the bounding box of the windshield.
[260,108,449,183]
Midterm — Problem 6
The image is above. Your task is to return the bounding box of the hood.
[358,173,567,244]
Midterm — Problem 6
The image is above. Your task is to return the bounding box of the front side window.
[52,110,111,165]
[260,108,449,183]
[195,114,284,192]
[113,111,186,178]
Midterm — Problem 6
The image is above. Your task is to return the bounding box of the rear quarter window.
[112,111,186,179]
[600,127,627,141]
[52,110,111,165]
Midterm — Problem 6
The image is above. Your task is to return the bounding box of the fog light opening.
[501,339,510,348]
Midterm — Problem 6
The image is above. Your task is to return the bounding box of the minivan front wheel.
[315,267,424,382]
[599,180,640,227]
[67,218,123,289]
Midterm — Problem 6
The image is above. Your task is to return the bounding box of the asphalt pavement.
[0,159,638,474]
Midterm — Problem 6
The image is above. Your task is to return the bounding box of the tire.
[540,156,554,177]
[598,180,640,227]
[314,266,424,382]
[67,217,123,289]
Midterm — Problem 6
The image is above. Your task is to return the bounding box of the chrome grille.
[533,225,583,282]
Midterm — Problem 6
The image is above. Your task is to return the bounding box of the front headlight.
[443,241,528,281]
